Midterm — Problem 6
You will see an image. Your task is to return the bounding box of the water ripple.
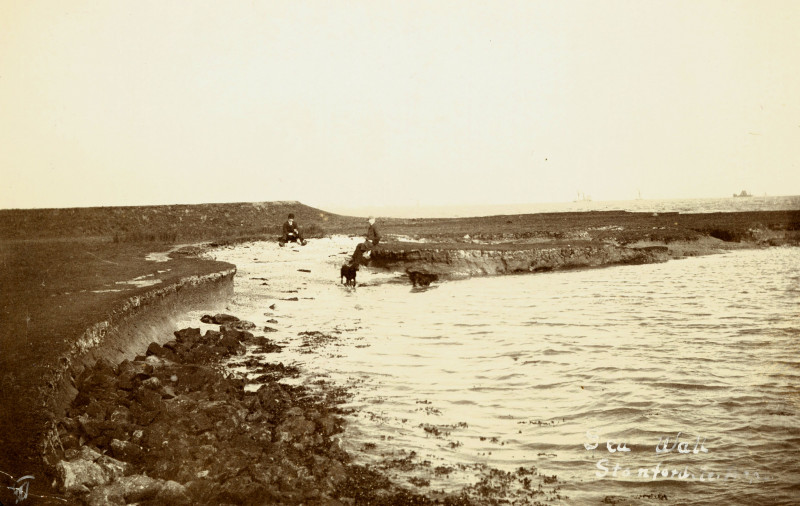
[209,241,800,504]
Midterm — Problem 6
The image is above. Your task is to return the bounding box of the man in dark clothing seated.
[279,213,307,246]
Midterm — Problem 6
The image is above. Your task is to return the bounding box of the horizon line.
[4,194,799,213]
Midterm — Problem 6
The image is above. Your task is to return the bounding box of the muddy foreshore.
[49,316,418,505]
[47,313,564,505]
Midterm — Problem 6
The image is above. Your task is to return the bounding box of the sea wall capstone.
[370,244,671,278]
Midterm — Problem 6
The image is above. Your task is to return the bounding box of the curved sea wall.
[370,243,672,278]
[44,267,236,420]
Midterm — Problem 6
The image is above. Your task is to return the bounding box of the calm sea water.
[193,237,800,505]
[328,194,800,218]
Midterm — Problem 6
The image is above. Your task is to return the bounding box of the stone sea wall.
[50,321,354,505]
[49,316,559,504]
[44,267,236,423]
[370,244,672,278]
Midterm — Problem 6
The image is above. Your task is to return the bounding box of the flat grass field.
[0,201,798,480]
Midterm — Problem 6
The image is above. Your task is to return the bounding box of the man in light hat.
[350,216,381,265]
[365,216,381,248]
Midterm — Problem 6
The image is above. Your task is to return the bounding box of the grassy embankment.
[374,209,800,248]
[1,201,798,483]
[0,202,362,481]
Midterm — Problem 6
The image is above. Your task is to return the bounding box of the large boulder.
[221,319,256,332]
[275,407,320,451]
[84,475,190,506]
[173,327,202,343]
[57,446,129,494]
[58,458,108,494]
[146,342,178,361]
[218,333,243,352]
[220,326,253,342]
[212,313,239,324]
[110,438,144,462]
[156,480,192,505]
[117,360,153,391]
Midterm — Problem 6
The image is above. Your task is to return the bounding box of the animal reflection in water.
[406,269,438,288]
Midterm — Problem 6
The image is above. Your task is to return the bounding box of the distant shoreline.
[324,194,800,219]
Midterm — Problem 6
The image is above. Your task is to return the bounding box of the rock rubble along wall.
[45,267,236,419]
[370,245,671,278]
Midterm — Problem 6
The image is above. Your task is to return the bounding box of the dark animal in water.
[341,263,358,287]
[406,268,438,287]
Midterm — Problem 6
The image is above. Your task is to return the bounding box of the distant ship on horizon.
[575,191,592,202]
[733,190,753,198]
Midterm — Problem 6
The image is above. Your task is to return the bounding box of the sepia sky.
[1,0,799,210]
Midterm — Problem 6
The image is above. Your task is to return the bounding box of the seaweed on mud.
[418,406,443,416]
[420,424,449,437]
[332,464,462,506]
[518,418,565,426]
[254,339,283,353]
[460,466,566,505]
[379,450,430,473]
[297,330,339,351]
[250,362,301,380]
[318,385,355,410]
[434,465,455,476]
[637,492,669,500]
